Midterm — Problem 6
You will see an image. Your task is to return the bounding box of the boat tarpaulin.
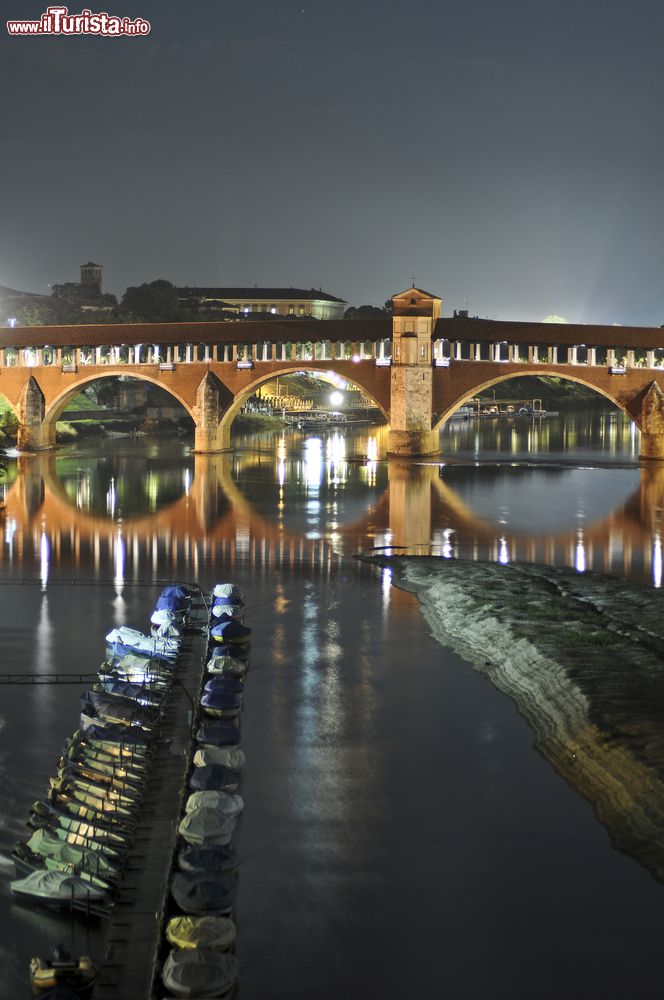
[10,869,106,904]
[193,747,245,770]
[178,808,236,846]
[189,765,239,792]
[170,871,238,914]
[161,948,239,998]
[196,721,240,748]
[185,791,244,818]
[166,915,236,952]
[178,844,236,875]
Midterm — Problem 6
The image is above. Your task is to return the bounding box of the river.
[1,407,664,999]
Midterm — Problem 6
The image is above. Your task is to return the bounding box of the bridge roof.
[0,317,391,348]
[2,315,663,349]
[434,317,664,349]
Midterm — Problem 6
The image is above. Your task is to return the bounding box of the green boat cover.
[185,791,244,818]
[26,830,118,876]
[165,916,236,952]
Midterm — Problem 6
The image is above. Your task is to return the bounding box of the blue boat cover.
[204,676,243,695]
[155,594,185,612]
[196,720,240,747]
[210,621,251,642]
[189,765,238,792]
[200,690,242,711]
[178,844,237,875]
[212,594,244,607]
[170,871,238,914]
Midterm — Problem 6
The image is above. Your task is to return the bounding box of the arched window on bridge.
[42,346,57,366]
[275,342,293,361]
[295,341,313,362]
[314,340,331,361]
[79,347,94,365]
[3,348,18,367]
[236,343,251,362]
[338,340,352,360]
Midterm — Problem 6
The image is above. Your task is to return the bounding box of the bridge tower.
[387,285,441,456]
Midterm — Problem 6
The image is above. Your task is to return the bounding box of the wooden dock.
[94,594,209,1000]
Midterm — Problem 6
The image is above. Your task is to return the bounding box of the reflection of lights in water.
[327,433,347,485]
[654,536,662,589]
[442,528,454,559]
[278,460,286,486]
[106,476,116,517]
[36,593,53,678]
[5,517,17,546]
[382,567,392,612]
[498,536,509,565]
[146,473,160,511]
[114,531,125,594]
[575,536,586,573]
[183,469,191,496]
[40,531,49,591]
[76,471,91,511]
[236,523,250,556]
[304,438,323,489]
[367,436,378,461]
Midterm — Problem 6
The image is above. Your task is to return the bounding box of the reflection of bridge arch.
[217,366,390,441]
[3,453,663,584]
[433,369,634,434]
[42,370,196,429]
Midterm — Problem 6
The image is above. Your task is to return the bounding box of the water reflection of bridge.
[2,455,663,585]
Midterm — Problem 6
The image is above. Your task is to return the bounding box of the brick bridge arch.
[42,370,197,430]
[432,367,646,435]
[215,365,391,445]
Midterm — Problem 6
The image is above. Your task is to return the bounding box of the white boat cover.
[193,748,245,771]
[206,655,247,678]
[210,604,243,621]
[212,583,243,599]
[185,791,244,818]
[151,609,185,626]
[178,808,236,846]
[105,627,179,655]
[10,869,106,903]
[165,915,236,952]
[161,948,239,998]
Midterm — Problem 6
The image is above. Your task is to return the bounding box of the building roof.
[434,317,664,350]
[178,286,347,304]
[393,285,442,300]
[81,262,102,269]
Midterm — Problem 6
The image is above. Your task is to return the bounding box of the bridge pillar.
[640,381,664,460]
[193,372,231,453]
[386,286,442,456]
[17,376,55,452]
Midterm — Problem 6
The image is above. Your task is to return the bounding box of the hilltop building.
[52,262,115,309]
[177,286,346,320]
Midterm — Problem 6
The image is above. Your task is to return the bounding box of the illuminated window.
[299,305,305,315]
[420,344,427,359]
[288,305,295,315]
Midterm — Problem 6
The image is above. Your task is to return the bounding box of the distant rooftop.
[81,261,102,268]
[178,286,346,304]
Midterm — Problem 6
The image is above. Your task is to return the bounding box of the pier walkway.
[94,593,209,1000]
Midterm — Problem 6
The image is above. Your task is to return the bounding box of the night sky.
[2,0,663,323]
